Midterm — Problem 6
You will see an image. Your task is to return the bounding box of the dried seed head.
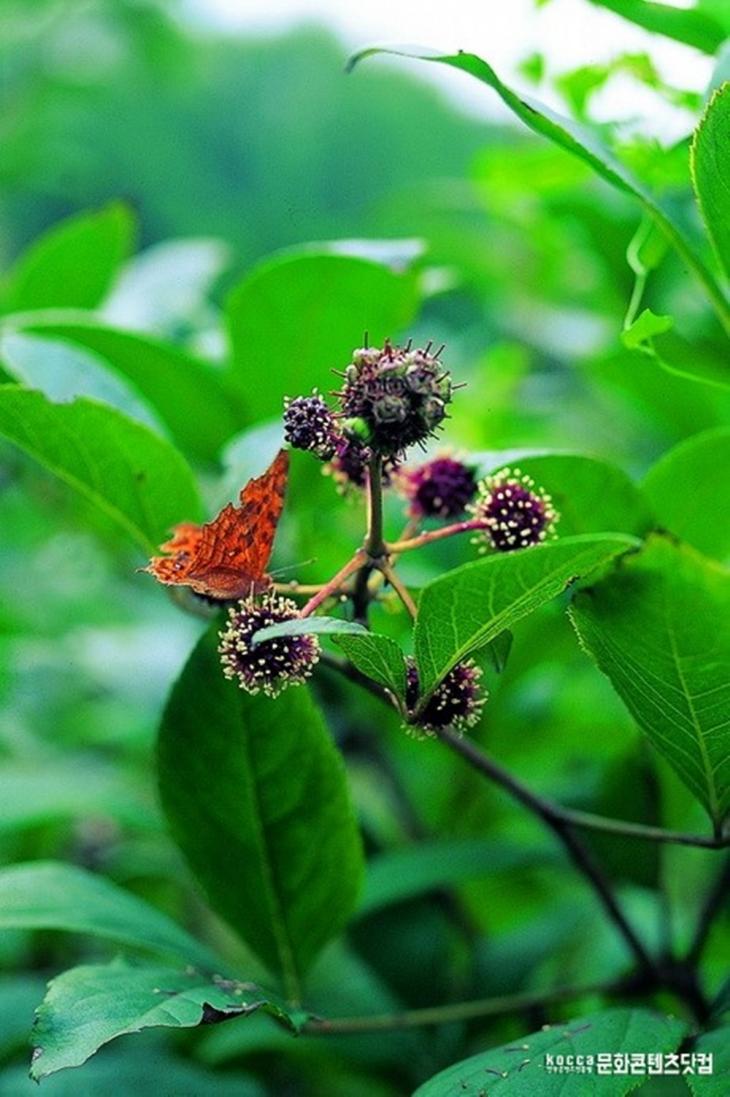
[335,341,453,457]
[470,468,558,553]
[218,592,320,697]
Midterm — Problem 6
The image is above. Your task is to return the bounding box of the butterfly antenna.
[269,558,317,579]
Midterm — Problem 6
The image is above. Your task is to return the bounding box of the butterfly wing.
[144,449,289,599]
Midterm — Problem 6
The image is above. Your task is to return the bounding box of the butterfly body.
[143,449,289,600]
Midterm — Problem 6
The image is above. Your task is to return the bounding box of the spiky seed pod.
[396,454,478,519]
[470,468,558,553]
[404,657,485,736]
[283,392,339,459]
[218,593,320,697]
[335,341,452,457]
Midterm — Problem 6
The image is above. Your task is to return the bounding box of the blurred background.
[1,1,729,1094]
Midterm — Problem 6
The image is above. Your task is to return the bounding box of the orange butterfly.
[143,449,289,600]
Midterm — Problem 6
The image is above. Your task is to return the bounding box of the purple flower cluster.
[471,468,558,552]
[404,657,485,735]
[396,454,477,519]
[219,593,320,697]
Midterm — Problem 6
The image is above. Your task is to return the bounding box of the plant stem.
[379,561,418,619]
[300,552,365,616]
[387,518,485,554]
[365,452,386,557]
[301,978,621,1035]
[433,726,656,976]
[685,854,730,967]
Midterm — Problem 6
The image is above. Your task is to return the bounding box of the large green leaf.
[1,204,134,313]
[586,0,729,54]
[481,453,652,537]
[0,862,217,970]
[158,627,364,1001]
[349,48,730,336]
[414,1008,688,1096]
[335,633,408,702]
[30,958,303,1080]
[226,249,420,422]
[2,315,246,464]
[415,534,638,698]
[642,427,730,564]
[0,387,201,553]
[691,82,730,283]
[571,537,730,826]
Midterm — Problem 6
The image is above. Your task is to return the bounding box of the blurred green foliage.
[1,0,729,1093]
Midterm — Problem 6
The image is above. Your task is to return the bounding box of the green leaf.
[0,387,201,553]
[1,204,134,313]
[359,838,556,918]
[413,1008,688,1096]
[415,535,638,698]
[253,616,368,644]
[622,308,674,350]
[226,250,420,423]
[692,82,730,283]
[571,537,730,826]
[3,315,245,464]
[3,1048,265,1097]
[632,329,730,391]
[481,453,652,537]
[349,48,730,337]
[586,0,728,55]
[158,627,364,1001]
[0,862,217,970]
[643,427,730,564]
[687,1026,730,1097]
[0,760,158,834]
[335,633,408,702]
[30,958,303,1080]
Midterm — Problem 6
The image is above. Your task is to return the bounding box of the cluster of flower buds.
[219,593,320,697]
[282,392,338,460]
[395,453,478,519]
[282,341,454,486]
[404,657,485,736]
[470,468,558,553]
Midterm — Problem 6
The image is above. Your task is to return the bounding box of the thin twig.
[301,978,622,1035]
[387,518,485,554]
[685,854,730,967]
[300,551,365,616]
[379,561,418,619]
[433,727,657,976]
